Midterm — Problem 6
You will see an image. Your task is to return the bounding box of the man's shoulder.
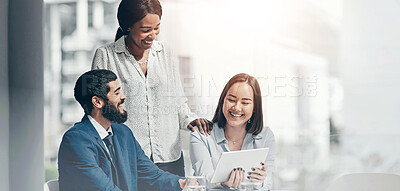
[62,121,94,142]
[112,123,131,132]
[66,120,88,132]
[112,123,135,138]
[112,123,141,149]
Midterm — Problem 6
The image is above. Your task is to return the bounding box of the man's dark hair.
[74,70,118,115]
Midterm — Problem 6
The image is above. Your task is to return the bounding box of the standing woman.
[92,0,210,178]
[190,73,276,190]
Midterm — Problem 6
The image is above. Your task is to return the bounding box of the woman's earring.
[248,119,251,124]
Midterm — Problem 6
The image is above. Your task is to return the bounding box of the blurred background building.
[1,0,400,191]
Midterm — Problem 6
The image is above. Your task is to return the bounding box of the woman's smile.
[229,111,244,118]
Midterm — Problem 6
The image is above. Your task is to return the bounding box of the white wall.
[341,0,400,168]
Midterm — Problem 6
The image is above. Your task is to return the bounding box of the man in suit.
[58,69,186,191]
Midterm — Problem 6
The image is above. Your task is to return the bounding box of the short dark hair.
[74,70,118,115]
[212,73,264,135]
[115,0,162,41]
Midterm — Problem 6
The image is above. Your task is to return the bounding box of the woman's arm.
[189,130,215,182]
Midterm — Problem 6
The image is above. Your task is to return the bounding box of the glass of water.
[239,180,262,190]
[185,176,206,191]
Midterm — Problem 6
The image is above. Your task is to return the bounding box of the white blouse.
[92,37,197,163]
[190,123,276,190]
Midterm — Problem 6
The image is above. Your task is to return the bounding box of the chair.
[326,173,400,191]
[44,179,59,191]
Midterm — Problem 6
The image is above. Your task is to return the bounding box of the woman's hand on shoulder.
[187,118,212,135]
[178,179,187,191]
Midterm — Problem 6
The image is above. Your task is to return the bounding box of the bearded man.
[58,70,186,191]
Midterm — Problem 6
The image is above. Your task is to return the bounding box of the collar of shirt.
[214,123,227,144]
[114,36,163,55]
[88,115,113,139]
[213,123,264,144]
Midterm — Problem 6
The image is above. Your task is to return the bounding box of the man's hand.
[248,162,268,183]
[220,167,245,189]
[187,118,212,135]
[178,179,187,191]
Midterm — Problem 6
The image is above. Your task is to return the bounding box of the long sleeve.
[190,125,276,190]
[58,131,122,191]
[133,132,182,191]
[189,130,215,182]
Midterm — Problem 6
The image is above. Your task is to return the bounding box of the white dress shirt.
[88,115,113,158]
[190,123,276,190]
[92,37,197,163]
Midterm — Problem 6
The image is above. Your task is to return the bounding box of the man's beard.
[102,100,128,124]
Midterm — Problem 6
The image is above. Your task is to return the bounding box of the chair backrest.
[326,173,400,191]
[44,179,59,191]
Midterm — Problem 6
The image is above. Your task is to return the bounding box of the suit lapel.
[96,138,115,167]
[111,124,129,190]
[81,115,115,167]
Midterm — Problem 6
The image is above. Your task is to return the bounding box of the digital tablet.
[210,148,269,183]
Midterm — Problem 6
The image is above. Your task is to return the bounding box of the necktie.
[103,132,119,187]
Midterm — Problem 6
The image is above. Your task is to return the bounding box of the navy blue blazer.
[58,115,181,191]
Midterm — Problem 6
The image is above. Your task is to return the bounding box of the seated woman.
[190,73,275,190]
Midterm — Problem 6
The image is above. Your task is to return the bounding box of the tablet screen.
[210,148,269,183]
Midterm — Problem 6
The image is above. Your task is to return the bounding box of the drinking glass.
[185,176,206,191]
[239,180,262,190]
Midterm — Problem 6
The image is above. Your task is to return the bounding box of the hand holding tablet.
[210,148,269,184]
